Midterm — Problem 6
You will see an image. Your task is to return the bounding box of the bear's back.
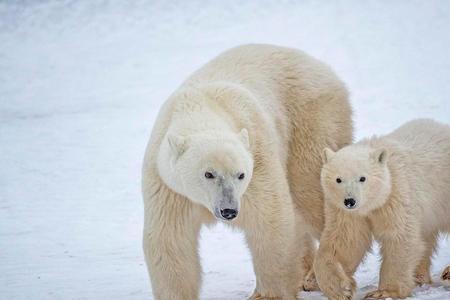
[183,45,343,114]
[386,119,450,230]
[387,119,450,160]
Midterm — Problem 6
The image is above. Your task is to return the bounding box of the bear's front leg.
[365,231,424,299]
[414,233,438,285]
[238,180,302,299]
[314,205,372,300]
[143,185,205,300]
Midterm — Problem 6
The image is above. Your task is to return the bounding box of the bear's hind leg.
[414,232,438,285]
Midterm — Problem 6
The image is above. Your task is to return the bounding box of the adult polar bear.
[142,44,352,299]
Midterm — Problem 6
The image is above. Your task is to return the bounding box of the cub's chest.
[367,207,416,241]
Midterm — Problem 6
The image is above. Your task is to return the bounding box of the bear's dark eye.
[205,172,215,179]
[336,178,342,184]
[238,173,245,180]
[359,176,366,182]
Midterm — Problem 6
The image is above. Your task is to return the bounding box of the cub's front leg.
[366,220,425,299]
[314,205,372,300]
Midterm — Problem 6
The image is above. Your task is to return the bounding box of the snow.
[0,1,449,299]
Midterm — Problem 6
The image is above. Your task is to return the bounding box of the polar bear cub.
[314,119,450,299]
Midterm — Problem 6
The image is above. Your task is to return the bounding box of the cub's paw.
[365,289,411,299]
[335,275,355,300]
[442,266,450,286]
[302,269,320,292]
[318,270,355,300]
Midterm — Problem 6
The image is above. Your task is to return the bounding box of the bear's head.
[320,145,391,215]
[157,128,253,221]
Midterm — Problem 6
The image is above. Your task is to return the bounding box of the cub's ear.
[238,128,250,149]
[167,133,188,157]
[371,148,388,165]
[322,148,336,164]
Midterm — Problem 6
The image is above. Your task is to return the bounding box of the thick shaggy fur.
[142,44,352,300]
[315,119,450,299]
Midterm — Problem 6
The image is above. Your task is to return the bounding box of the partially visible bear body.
[142,44,352,300]
[315,119,450,300]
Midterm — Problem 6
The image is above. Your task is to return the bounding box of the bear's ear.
[322,148,335,164]
[167,133,188,158]
[371,148,388,165]
[238,128,250,149]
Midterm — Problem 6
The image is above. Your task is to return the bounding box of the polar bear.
[314,119,450,299]
[142,44,352,300]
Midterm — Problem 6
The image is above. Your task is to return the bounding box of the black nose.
[344,198,356,209]
[220,208,237,220]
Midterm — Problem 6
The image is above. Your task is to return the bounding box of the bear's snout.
[220,208,238,220]
[344,198,356,209]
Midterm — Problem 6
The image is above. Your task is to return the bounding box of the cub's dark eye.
[238,173,245,180]
[359,176,366,182]
[336,178,342,184]
[205,172,215,179]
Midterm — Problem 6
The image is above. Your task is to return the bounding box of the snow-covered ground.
[1,1,449,299]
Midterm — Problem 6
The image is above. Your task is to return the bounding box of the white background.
[1,1,449,299]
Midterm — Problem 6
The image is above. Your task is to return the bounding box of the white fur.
[142,44,352,299]
[315,119,450,299]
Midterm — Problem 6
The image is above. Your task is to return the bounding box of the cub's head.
[320,145,391,215]
[157,128,253,221]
